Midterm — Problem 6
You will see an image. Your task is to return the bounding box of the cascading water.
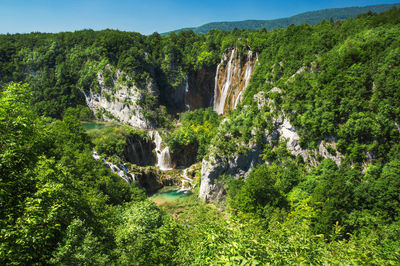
[213,49,235,115]
[137,138,145,159]
[149,131,172,171]
[184,74,190,111]
[233,50,256,109]
[213,48,258,114]
[178,168,195,192]
[243,50,254,90]
[92,150,135,184]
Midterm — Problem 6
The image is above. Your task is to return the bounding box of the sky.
[0,0,399,34]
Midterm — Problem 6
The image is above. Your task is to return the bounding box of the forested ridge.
[165,3,400,34]
[1,7,400,265]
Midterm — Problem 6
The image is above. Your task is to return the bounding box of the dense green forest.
[165,3,400,34]
[1,7,400,265]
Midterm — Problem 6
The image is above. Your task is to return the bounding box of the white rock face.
[83,68,154,129]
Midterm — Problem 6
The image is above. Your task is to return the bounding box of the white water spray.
[149,131,172,171]
[213,49,235,115]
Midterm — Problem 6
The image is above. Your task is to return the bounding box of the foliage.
[2,7,400,265]
[165,4,400,34]
[167,108,220,160]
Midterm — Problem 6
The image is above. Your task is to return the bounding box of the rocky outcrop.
[199,144,263,203]
[213,48,258,115]
[136,168,163,194]
[124,134,156,166]
[186,67,216,110]
[159,66,217,112]
[83,66,156,129]
[199,87,343,203]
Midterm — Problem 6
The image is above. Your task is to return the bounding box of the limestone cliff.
[199,88,343,203]
[83,66,156,129]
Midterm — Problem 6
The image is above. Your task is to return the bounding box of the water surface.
[82,122,110,131]
[151,189,192,205]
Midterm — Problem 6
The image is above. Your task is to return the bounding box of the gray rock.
[199,144,263,203]
[83,66,154,129]
[199,108,343,203]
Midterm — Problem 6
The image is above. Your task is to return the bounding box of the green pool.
[151,189,192,205]
[82,122,110,131]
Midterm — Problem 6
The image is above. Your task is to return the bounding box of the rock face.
[83,67,156,129]
[136,168,163,194]
[171,142,199,168]
[199,87,343,203]
[213,48,258,115]
[199,144,263,203]
[186,67,216,110]
[124,134,156,166]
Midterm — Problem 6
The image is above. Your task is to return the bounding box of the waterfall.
[185,74,189,93]
[158,146,172,171]
[137,138,145,161]
[184,74,190,111]
[233,90,244,109]
[178,168,195,192]
[149,131,172,171]
[213,49,257,114]
[92,150,135,184]
[214,49,235,115]
[243,50,254,89]
[234,50,254,109]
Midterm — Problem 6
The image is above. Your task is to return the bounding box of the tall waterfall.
[184,74,190,111]
[213,49,235,115]
[149,131,172,171]
[213,48,258,115]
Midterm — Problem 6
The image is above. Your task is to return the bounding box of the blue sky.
[0,0,398,34]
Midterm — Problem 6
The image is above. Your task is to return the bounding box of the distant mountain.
[162,3,400,35]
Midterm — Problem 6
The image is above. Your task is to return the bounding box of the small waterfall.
[137,138,145,160]
[185,74,189,93]
[92,150,135,184]
[149,131,172,171]
[233,90,244,109]
[158,146,172,171]
[178,168,196,192]
[243,50,254,89]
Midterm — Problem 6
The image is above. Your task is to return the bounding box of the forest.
[1,7,400,265]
